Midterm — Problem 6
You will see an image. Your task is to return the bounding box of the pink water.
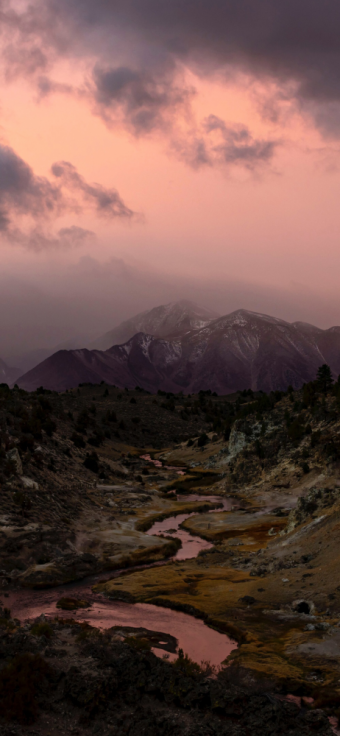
[6,584,236,666]
[140,454,185,475]
[147,494,234,561]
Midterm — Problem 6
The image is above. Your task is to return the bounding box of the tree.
[316,364,333,392]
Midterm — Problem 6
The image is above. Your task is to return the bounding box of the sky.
[2,0,340,359]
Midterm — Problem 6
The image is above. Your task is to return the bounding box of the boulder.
[20,476,39,490]
[6,448,22,475]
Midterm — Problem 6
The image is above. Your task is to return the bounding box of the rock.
[6,448,22,475]
[315,622,330,631]
[227,426,248,460]
[304,624,315,631]
[20,476,39,490]
[292,599,315,615]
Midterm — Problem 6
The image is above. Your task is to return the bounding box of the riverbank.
[0,606,333,736]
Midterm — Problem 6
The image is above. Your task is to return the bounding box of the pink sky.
[1,1,340,354]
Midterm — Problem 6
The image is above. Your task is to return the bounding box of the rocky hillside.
[0,381,217,585]
[16,309,340,393]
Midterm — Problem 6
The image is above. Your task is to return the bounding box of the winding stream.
[7,482,238,665]
[147,494,236,560]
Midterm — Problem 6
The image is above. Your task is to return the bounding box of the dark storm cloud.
[20,0,340,136]
[92,65,192,134]
[0,143,135,247]
[0,144,63,230]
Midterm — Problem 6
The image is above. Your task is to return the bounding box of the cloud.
[51,161,135,218]
[19,0,340,139]
[0,144,63,229]
[0,143,136,248]
[172,115,278,171]
[91,65,193,134]
[9,225,95,252]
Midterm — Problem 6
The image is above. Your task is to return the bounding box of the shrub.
[127,636,151,651]
[254,439,265,459]
[0,653,52,724]
[71,432,86,448]
[173,648,201,677]
[83,452,99,473]
[87,432,104,447]
[287,418,305,444]
[30,622,54,639]
[197,433,209,447]
[311,430,321,448]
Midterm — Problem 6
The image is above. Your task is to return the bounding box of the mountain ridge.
[88,299,220,351]
[15,306,340,393]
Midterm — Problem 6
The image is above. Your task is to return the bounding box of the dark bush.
[287,418,305,444]
[87,432,104,447]
[0,653,52,725]
[83,452,99,473]
[42,419,56,437]
[71,432,86,448]
[30,622,54,639]
[197,433,209,447]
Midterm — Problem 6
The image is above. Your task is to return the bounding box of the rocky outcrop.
[6,448,22,475]
[284,486,340,533]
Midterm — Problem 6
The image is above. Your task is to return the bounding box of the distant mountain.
[16,309,340,393]
[8,334,94,375]
[89,299,219,351]
[0,357,20,385]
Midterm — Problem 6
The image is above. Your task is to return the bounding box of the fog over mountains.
[89,300,219,351]
[13,301,340,394]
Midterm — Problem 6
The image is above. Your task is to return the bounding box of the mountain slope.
[16,309,340,393]
[89,299,219,351]
[0,357,20,385]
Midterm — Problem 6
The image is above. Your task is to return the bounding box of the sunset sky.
[2,1,340,357]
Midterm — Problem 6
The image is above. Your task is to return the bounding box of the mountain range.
[14,302,340,393]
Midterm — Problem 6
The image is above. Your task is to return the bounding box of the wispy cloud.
[0,143,136,249]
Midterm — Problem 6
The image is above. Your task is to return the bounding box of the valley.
[1,375,340,733]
